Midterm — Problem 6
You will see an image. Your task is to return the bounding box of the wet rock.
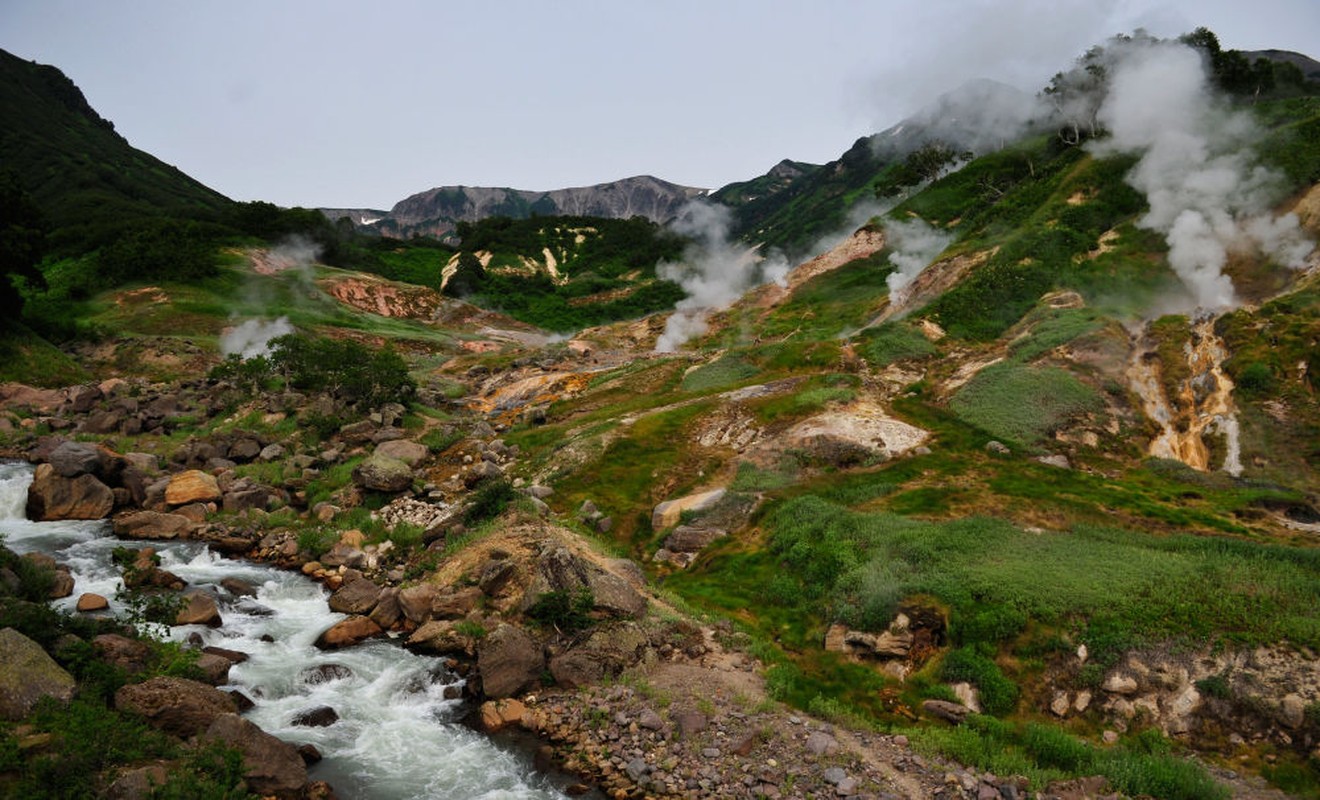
[49,569,74,599]
[352,452,413,493]
[76,593,109,612]
[114,676,238,737]
[315,616,382,649]
[201,646,249,664]
[164,469,222,506]
[113,510,195,540]
[292,705,339,727]
[200,714,307,800]
[0,627,76,720]
[194,653,233,686]
[476,623,543,699]
[25,464,114,520]
[174,592,223,627]
[220,577,257,597]
[297,668,351,692]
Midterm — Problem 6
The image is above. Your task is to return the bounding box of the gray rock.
[626,757,649,781]
[986,440,1011,455]
[352,452,414,493]
[822,767,847,785]
[375,439,429,466]
[291,705,339,727]
[48,441,102,477]
[476,624,544,699]
[0,627,76,719]
[258,444,286,462]
[805,730,839,756]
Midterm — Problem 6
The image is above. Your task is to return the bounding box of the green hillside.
[0,48,231,253]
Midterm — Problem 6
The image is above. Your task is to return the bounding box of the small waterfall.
[0,460,571,800]
[1127,316,1243,476]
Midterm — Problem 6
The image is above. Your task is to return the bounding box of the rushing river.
[0,460,570,800]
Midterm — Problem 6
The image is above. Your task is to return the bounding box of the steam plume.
[884,218,954,307]
[1087,39,1313,311]
[220,316,293,359]
[654,202,789,352]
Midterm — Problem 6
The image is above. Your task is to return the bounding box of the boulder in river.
[315,615,382,649]
[25,463,114,521]
[200,713,308,800]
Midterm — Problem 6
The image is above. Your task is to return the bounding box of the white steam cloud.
[219,316,294,360]
[1087,39,1313,312]
[884,218,954,307]
[654,202,789,352]
[265,235,323,276]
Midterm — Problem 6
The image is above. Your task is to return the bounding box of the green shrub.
[939,647,1019,716]
[950,363,1102,447]
[526,588,595,633]
[857,322,937,365]
[958,607,1028,645]
[1023,723,1095,772]
[1194,673,1232,700]
[681,355,759,393]
[463,478,517,525]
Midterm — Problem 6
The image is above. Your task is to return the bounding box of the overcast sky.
[4,1,1317,209]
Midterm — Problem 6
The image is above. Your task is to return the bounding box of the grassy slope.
[0,49,231,250]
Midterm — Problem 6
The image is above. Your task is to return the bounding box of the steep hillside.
[0,48,231,252]
[323,175,706,240]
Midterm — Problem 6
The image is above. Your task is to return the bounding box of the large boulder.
[374,439,428,466]
[548,621,650,689]
[315,615,382,649]
[520,546,647,619]
[327,571,381,615]
[93,634,155,675]
[174,592,223,627]
[200,714,307,800]
[47,440,102,477]
[476,623,544,699]
[397,584,438,624]
[164,470,221,506]
[352,451,413,493]
[25,463,114,521]
[651,488,726,531]
[113,510,196,540]
[114,676,238,737]
[0,627,76,719]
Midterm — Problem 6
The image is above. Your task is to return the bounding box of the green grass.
[950,362,1103,448]
[855,321,937,365]
[764,495,1320,650]
[681,355,759,393]
[749,373,858,424]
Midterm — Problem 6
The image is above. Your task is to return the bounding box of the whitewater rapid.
[0,460,570,799]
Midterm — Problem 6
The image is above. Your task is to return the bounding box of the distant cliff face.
[322,175,706,240]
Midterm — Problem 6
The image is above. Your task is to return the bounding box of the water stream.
[0,460,569,800]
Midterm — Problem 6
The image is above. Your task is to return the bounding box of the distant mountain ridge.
[322,175,707,240]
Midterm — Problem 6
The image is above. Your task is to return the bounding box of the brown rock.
[174,592,223,627]
[113,510,196,540]
[477,623,543,699]
[49,570,74,599]
[922,699,970,724]
[106,764,170,800]
[431,586,482,620]
[114,676,238,737]
[25,464,114,521]
[477,698,527,732]
[194,653,233,686]
[200,714,307,800]
[327,571,381,615]
[93,634,154,675]
[76,593,109,612]
[291,705,339,727]
[315,615,382,649]
[164,469,221,506]
[406,620,470,655]
[368,587,402,630]
[398,584,437,624]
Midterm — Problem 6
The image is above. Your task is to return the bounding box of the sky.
[3,1,1318,210]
